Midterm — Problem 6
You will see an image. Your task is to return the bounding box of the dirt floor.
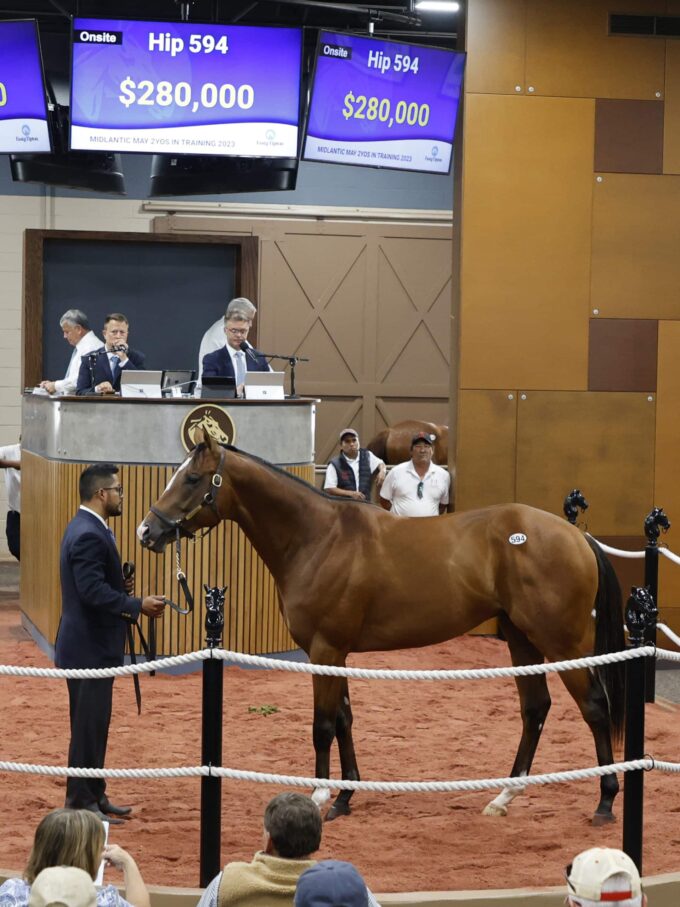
[0,594,679,896]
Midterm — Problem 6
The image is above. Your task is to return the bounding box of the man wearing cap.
[379,432,450,517]
[565,847,645,907]
[324,429,386,502]
[295,861,373,907]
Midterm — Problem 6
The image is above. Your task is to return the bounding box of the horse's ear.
[202,428,219,454]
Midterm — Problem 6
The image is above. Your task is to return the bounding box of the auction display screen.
[0,20,51,153]
[70,19,302,157]
[303,32,465,174]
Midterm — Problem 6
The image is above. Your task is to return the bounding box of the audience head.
[295,860,368,907]
[25,809,106,884]
[59,310,90,347]
[263,792,322,859]
[29,867,97,907]
[565,848,645,907]
[223,297,257,350]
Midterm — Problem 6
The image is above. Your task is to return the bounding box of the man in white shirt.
[0,441,20,561]
[379,431,450,517]
[324,429,385,502]
[39,309,101,396]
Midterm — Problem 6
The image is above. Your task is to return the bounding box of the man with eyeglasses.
[76,313,146,396]
[379,431,450,517]
[56,464,166,822]
[564,847,645,907]
[201,297,270,397]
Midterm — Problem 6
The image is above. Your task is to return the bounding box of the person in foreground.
[0,808,150,907]
[76,314,146,395]
[295,861,371,907]
[379,431,450,516]
[324,429,385,502]
[56,464,165,821]
[565,847,645,907]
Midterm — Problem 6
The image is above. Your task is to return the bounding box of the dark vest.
[331,449,372,499]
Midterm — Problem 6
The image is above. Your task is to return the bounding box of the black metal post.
[622,586,656,873]
[288,357,298,399]
[200,586,226,888]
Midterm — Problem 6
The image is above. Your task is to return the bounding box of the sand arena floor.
[0,594,679,895]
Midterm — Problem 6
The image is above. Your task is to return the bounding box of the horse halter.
[148,447,226,614]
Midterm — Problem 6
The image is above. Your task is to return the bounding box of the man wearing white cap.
[324,429,385,502]
[379,431,450,517]
[565,847,645,907]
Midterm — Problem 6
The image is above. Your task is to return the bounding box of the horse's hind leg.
[483,617,551,817]
[326,679,360,821]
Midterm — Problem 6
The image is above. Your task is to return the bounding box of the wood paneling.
[515,392,655,535]
[466,0,526,95]
[525,0,665,100]
[663,39,680,174]
[655,321,680,609]
[461,94,593,390]
[588,318,658,391]
[591,173,680,318]
[594,100,664,174]
[20,455,309,656]
[456,390,517,510]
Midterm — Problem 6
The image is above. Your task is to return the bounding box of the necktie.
[235,350,246,387]
[110,354,121,383]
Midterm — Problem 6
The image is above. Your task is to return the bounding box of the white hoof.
[482,802,508,817]
[312,788,331,808]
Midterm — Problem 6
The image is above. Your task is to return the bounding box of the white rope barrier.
[587,535,645,559]
[0,757,678,791]
[659,547,680,567]
[658,622,680,649]
[0,645,665,681]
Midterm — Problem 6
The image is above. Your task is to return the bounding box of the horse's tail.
[366,429,388,461]
[586,534,625,744]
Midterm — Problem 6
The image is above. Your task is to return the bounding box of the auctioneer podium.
[21,394,317,657]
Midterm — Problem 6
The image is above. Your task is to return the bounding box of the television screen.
[70,19,302,157]
[303,31,465,175]
[0,20,51,153]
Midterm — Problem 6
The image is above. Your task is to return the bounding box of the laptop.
[120,370,163,398]
[162,369,197,398]
[244,371,286,400]
[201,375,237,399]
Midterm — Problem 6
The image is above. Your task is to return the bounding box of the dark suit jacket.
[76,347,146,395]
[202,345,270,379]
[55,509,142,669]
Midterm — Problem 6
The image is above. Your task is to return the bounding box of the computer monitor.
[162,369,197,397]
[244,371,286,400]
[201,375,237,399]
[120,370,163,398]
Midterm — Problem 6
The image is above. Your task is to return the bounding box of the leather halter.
[148,447,226,614]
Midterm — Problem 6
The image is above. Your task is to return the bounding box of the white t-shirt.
[380,460,450,517]
[324,450,385,490]
[0,443,20,512]
[54,330,102,395]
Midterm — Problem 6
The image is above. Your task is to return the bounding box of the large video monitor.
[303,32,465,175]
[0,20,52,153]
[70,19,302,157]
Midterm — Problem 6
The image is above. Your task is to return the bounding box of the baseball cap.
[566,848,642,902]
[29,867,97,907]
[338,429,359,442]
[295,860,369,907]
[411,431,434,447]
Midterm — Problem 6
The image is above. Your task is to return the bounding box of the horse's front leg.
[310,672,344,812]
[326,678,360,820]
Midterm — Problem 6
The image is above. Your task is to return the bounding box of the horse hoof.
[591,811,615,827]
[482,803,508,817]
[325,802,351,822]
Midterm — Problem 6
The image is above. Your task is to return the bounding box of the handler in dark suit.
[76,313,146,395]
[55,464,165,822]
[202,303,270,397]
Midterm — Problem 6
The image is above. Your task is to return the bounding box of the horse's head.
[137,429,229,553]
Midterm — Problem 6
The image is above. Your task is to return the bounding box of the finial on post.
[643,507,670,547]
[204,585,226,648]
[563,489,589,525]
[625,586,658,647]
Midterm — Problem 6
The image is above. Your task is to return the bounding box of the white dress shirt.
[0,443,20,512]
[54,330,102,395]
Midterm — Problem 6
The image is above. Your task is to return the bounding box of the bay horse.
[137,430,625,825]
[366,420,448,465]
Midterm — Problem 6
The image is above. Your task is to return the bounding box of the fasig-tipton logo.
[321,42,352,60]
[180,405,236,452]
[425,145,443,163]
[73,29,123,44]
[16,125,38,144]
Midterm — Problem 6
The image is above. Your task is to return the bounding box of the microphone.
[239,341,259,363]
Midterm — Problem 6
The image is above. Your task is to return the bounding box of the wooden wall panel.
[456,390,517,510]
[465,0,526,95]
[515,392,655,535]
[591,174,680,318]
[461,94,593,390]
[525,0,665,100]
[655,321,680,614]
[663,40,680,174]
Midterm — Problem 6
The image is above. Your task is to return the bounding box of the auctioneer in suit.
[201,344,270,379]
[75,347,146,395]
[55,509,141,811]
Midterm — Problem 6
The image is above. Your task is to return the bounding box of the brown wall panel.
[588,318,658,391]
[515,391,655,535]
[655,321,680,608]
[461,94,593,390]
[594,99,664,174]
[591,173,680,318]
[456,390,517,510]
[525,0,665,100]
[466,0,526,95]
[663,40,680,174]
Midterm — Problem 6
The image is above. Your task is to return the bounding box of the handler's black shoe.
[85,805,124,825]
[100,800,132,817]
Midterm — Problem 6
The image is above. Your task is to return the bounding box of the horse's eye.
[186,474,201,485]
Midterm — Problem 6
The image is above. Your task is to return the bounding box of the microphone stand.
[261,353,310,399]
